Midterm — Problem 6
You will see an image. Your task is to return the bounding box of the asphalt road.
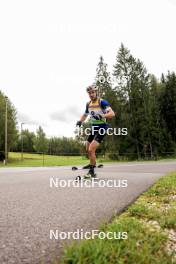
[0,161,176,264]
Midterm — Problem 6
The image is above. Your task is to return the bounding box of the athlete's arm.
[100,99,115,119]
[76,114,87,126]
[103,107,115,119]
[80,114,87,122]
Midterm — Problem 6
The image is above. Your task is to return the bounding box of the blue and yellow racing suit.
[84,98,110,143]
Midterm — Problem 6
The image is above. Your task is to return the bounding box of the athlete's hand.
[76,120,82,127]
[93,114,104,120]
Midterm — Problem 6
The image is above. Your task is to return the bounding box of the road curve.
[0,161,176,264]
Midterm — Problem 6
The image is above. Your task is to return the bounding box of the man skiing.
[76,84,115,178]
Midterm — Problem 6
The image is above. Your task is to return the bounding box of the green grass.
[0,152,87,167]
[60,172,176,264]
[0,152,111,167]
[0,152,176,168]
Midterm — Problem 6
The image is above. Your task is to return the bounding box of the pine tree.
[95,56,119,158]
[113,43,154,159]
[160,72,176,143]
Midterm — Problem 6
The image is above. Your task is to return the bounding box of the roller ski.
[72,164,103,171]
[82,164,103,169]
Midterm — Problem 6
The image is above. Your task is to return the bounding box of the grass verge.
[0,152,176,167]
[61,172,176,264]
[0,152,108,167]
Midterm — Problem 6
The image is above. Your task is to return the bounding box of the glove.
[93,114,103,120]
[76,120,82,127]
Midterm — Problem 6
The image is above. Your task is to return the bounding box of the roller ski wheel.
[72,166,78,171]
[75,175,81,181]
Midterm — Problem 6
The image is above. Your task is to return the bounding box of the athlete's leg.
[88,128,106,169]
[82,134,94,169]
[86,141,90,157]
[88,140,99,166]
